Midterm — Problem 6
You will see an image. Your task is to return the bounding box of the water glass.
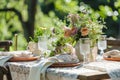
[80,38,90,65]
[38,36,48,58]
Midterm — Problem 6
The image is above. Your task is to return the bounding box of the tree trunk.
[0,0,37,42]
[25,0,37,42]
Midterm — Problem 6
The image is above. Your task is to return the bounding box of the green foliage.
[55,0,79,13]
[0,0,120,51]
[30,27,49,42]
[82,0,120,38]
[0,0,27,50]
[51,36,73,55]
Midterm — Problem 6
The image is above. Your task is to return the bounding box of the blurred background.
[0,0,120,50]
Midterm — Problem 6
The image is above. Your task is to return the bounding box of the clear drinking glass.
[38,36,48,58]
[80,38,90,65]
[98,35,107,56]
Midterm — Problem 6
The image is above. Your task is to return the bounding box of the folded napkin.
[53,53,79,63]
[103,49,120,58]
[0,51,32,58]
[0,55,13,80]
[0,56,12,66]
[27,58,59,80]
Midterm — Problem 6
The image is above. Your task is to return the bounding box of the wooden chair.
[0,66,8,80]
[0,40,13,80]
[0,40,12,51]
[107,39,120,51]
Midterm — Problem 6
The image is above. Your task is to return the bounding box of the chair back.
[0,40,12,51]
[107,39,120,51]
[0,40,13,80]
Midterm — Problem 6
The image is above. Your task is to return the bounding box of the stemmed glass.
[97,35,107,61]
[80,38,90,65]
[98,35,107,56]
[38,36,48,59]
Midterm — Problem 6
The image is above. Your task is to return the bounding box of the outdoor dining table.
[2,50,120,80]
[5,60,112,80]
[1,39,120,80]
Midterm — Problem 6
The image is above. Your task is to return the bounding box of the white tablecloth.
[6,60,120,80]
[7,61,100,80]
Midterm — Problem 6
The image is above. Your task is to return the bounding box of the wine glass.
[80,38,90,65]
[97,35,107,61]
[98,35,107,56]
[38,36,48,59]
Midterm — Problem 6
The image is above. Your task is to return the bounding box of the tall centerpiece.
[63,12,106,61]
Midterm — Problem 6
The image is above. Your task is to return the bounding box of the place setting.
[103,49,120,61]
[96,35,120,62]
[0,51,38,62]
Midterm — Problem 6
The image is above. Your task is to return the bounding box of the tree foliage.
[0,0,120,50]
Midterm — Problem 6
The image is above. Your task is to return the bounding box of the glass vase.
[75,40,98,62]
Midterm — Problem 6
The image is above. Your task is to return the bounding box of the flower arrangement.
[63,13,106,47]
[29,7,106,58]
[59,12,106,61]
[49,11,106,57]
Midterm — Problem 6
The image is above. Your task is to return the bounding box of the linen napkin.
[0,56,12,66]
[0,51,32,57]
[103,49,120,58]
[27,58,59,80]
